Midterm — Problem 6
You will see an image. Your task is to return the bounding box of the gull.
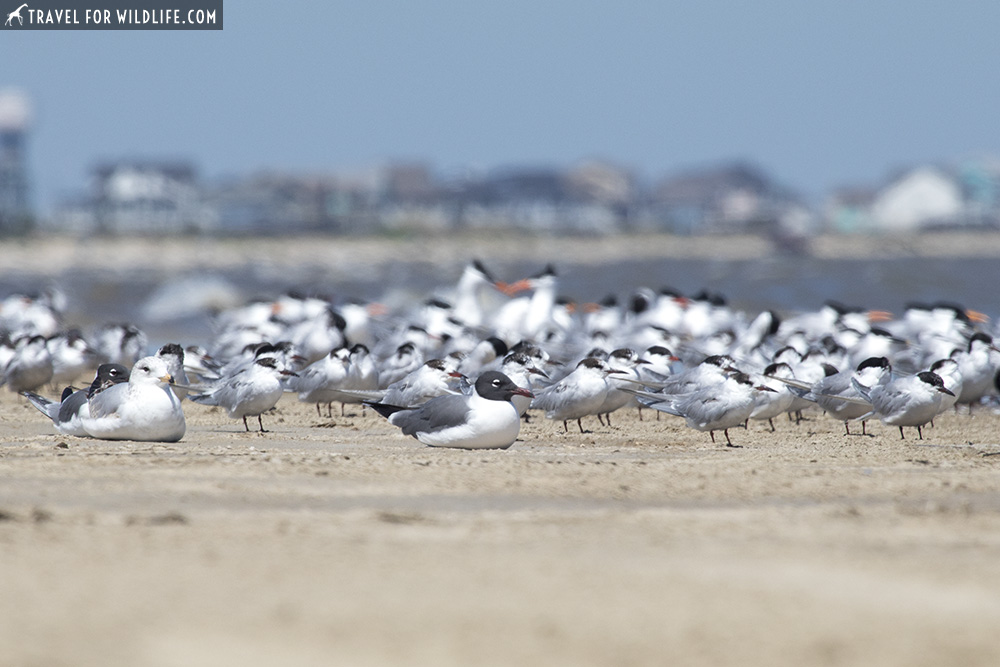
[22,363,130,437]
[368,370,533,450]
[81,356,186,442]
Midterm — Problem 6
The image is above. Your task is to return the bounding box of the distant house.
[824,187,878,233]
[869,167,964,231]
[449,164,629,234]
[91,161,207,235]
[644,162,801,234]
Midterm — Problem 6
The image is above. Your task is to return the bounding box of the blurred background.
[2,1,1000,343]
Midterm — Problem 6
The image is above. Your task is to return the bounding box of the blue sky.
[5,1,1000,213]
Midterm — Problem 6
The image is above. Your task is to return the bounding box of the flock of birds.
[3,259,1000,449]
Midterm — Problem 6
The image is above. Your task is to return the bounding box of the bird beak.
[496,279,532,296]
[966,309,989,324]
[159,374,174,384]
[867,310,893,322]
[938,387,956,396]
[280,370,299,377]
[528,367,550,379]
[512,387,534,399]
[367,302,389,317]
[756,385,778,393]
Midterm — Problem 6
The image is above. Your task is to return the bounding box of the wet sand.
[3,391,1000,667]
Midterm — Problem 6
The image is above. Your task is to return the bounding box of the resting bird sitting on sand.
[80,356,186,443]
[367,370,533,450]
[22,363,130,437]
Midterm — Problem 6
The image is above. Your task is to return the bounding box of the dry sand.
[2,389,1000,667]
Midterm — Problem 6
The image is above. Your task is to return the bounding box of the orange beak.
[966,309,990,324]
[497,279,532,296]
[867,310,893,323]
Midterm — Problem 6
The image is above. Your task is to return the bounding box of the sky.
[4,1,1000,214]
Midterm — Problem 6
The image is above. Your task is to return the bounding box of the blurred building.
[0,89,33,234]
[642,162,807,234]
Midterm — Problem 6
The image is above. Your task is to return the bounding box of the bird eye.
[493,379,501,386]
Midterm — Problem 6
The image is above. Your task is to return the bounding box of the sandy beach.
[2,388,1000,667]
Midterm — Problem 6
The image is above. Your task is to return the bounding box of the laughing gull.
[22,363,130,437]
[368,370,533,450]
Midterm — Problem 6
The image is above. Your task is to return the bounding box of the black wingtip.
[365,401,409,420]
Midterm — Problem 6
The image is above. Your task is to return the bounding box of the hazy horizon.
[5,1,1000,214]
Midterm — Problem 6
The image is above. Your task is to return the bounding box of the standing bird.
[368,370,533,450]
[190,357,298,432]
[630,371,776,447]
[530,357,624,433]
[853,363,955,439]
[1,334,53,393]
[781,357,892,435]
[81,356,186,442]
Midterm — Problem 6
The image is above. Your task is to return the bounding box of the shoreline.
[2,230,1000,277]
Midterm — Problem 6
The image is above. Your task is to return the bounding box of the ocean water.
[2,253,999,350]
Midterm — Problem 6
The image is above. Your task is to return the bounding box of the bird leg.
[916,425,923,440]
[562,420,569,433]
[315,403,322,418]
[768,418,775,432]
[844,421,851,436]
[258,414,268,433]
[898,426,905,440]
[577,418,586,434]
[242,416,250,432]
[709,430,716,444]
[597,413,607,427]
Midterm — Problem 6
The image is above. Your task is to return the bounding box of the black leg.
[242,416,250,432]
[259,414,268,433]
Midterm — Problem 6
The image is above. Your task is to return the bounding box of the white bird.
[190,357,298,432]
[92,323,147,366]
[156,343,190,401]
[748,362,797,431]
[597,348,649,426]
[853,364,955,440]
[494,351,549,417]
[954,333,999,409]
[928,358,962,416]
[22,363,130,437]
[81,356,186,442]
[779,356,892,435]
[368,370,533,449]
[47,330,94,387]
[379,358,462,407]
[2,334,53,393]
[531,357,623,433]
[630,371,776,447]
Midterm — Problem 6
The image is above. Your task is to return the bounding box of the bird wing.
[87,383,128,419]
[392,394,472,437]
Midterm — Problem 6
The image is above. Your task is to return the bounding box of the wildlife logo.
[5,2,28,25]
